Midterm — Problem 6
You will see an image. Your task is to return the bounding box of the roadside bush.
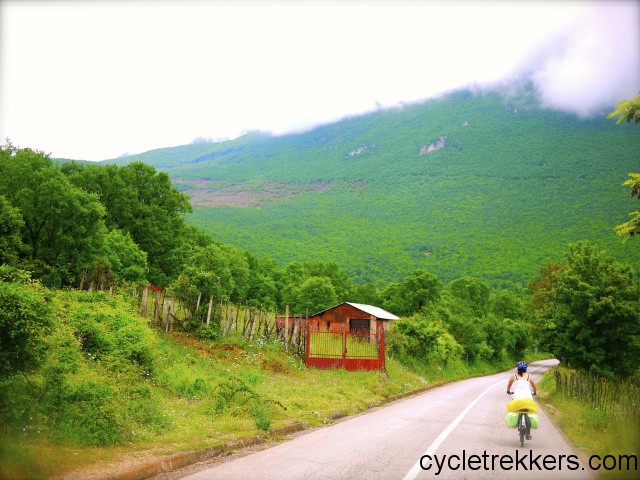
[124,383,170,436]
[64,301,158,376]
[251,402,273,432]
[388,311,462,365]
[43,370,124,446]
[482,315,530,361]
[0,375,37,435]
[72,314,116,360]
[157,364,214,398]
[196,323,220,341]
[0,268,52,378]
[115,321,157,374]
[27,290,168,446]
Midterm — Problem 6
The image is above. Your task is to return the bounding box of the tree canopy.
[607,95,640,124]
[608,95,640,241]
[0,145,107,287]
[532,241,640,379]
[0,195,24,266]
[63,161,193,286]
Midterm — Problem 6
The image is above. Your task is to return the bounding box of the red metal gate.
[304,320,385,371]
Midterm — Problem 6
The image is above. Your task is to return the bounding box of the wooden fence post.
[153,290,161,327]
[284,305,289,350]
[224,307,233,335]
[164,296,169,333]
[169,296,175,331]
[250,311,258,340]
[140,285,149,318]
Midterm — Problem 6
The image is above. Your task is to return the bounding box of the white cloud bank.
[1,0,638,160]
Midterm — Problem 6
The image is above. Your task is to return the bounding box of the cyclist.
[507,361,537,439]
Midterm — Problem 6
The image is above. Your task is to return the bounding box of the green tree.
[382,269,442,316]
[119,162,191,285]
[608,95,640,240]
[448,276,491,317]
[446,312,493,362]
[482,315,529,360]
[351,282,381,306]
[607,95,640,124]
[277,260,353,311]
[103,230,148,283]
[614,173,640,240]
[0,146,107,286]
[490,289,524,321]
[63,161,192,286]
[219,244,250,303]
[169,243,234,322]
[536,241,640,378]
[303,261,353,300]
[294,276,338,314]
[61,162,135,232]
[245,254,278,309]
[0,195,24,265]
[277,261,353,302]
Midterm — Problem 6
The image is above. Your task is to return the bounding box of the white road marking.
[402,380,504,480]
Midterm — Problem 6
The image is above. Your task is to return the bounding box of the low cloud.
[1,1,638,160]
[528,2,640,116]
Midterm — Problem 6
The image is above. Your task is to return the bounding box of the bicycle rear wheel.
[518,413,526,447]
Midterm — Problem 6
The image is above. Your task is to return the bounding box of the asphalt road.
[169,359,594,480]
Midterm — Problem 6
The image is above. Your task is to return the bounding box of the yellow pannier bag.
[506,398,538,413]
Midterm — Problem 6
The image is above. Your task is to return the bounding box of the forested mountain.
[100,86,640,287]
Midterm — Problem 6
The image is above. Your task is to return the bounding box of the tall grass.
[554,368,639,420]
[539,367,639,480]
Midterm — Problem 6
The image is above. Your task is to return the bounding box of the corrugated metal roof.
[345,302,400,320]
[303,302,401,320]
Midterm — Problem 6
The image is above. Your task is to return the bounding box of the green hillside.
[103,87,640,287]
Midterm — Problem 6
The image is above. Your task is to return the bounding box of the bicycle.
[507,392,536,447]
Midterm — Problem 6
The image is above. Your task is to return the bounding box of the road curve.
[168,360,594,480]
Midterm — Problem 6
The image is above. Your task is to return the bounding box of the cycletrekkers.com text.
[419,450,637,476]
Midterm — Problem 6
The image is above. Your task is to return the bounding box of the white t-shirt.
[511,373,533,400]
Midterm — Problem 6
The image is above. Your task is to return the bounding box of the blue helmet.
[516,361,528,372]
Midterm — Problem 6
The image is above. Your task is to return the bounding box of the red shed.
[278,302,400,371]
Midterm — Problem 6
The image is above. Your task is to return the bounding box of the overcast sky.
[1,0,639,161]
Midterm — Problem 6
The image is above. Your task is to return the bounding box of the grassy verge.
[0,345,524,479]
[0,288,547,479]
[1,325,428,478]
[537,367,639,480]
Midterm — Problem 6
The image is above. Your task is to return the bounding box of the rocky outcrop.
[348,144,375,156]
[419,135,447,155]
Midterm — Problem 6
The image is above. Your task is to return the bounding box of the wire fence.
[135,286,306,356]
[554,368,639,418]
